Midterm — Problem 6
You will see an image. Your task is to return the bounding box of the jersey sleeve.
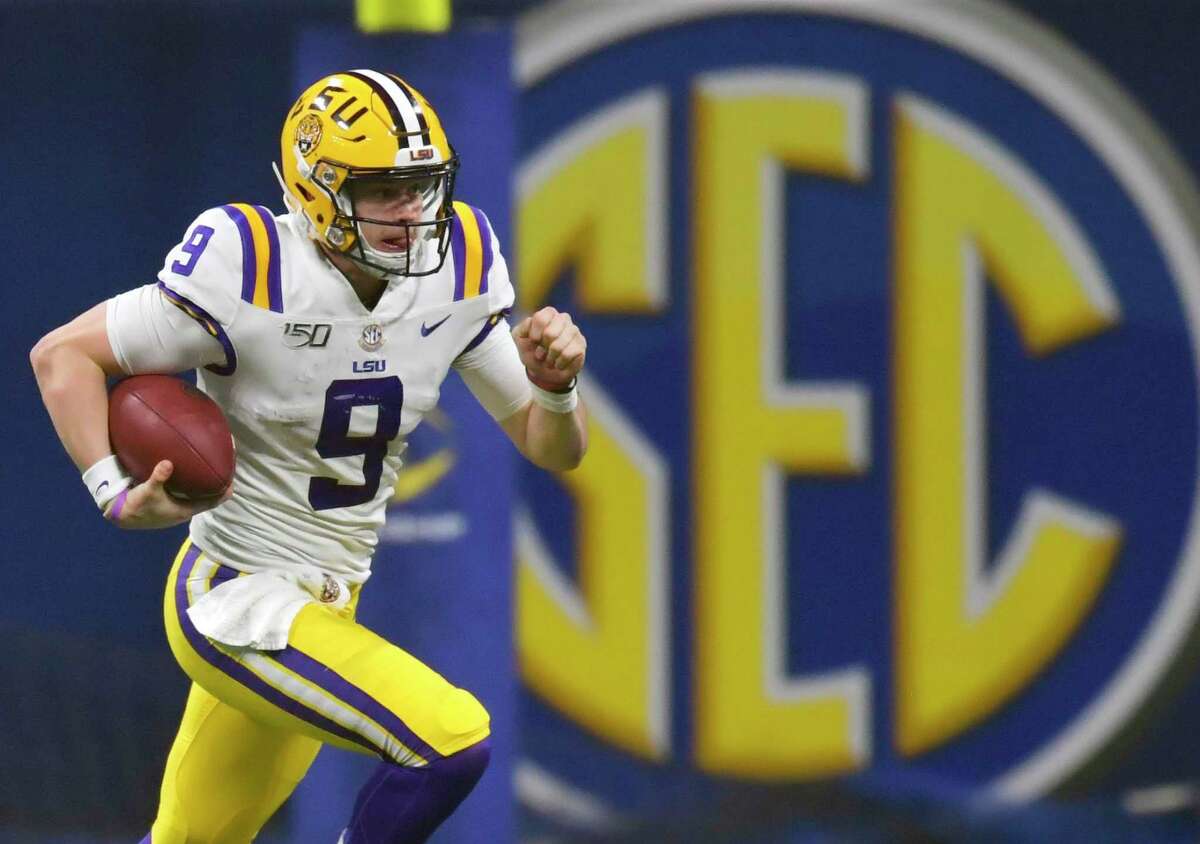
[107,207,246,376]
[454,318,532,421]
[481,211,516,317]
[106,283,234,375]
[453,203,516,359]
[155,206,247,326]
[451,207,530,419]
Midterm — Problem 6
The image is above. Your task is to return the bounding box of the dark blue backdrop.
[7,2,1200,842]
[4,6,514,841]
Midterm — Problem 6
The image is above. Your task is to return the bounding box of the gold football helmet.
[278,70,458,277]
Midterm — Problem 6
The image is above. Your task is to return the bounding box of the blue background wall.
[6,1,1200,842]
[4,4,514,841]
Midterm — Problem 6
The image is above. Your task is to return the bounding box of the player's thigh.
[165,539,489,764]
[285,599,492,762]
[164,540,377,758]
[152,682,320,844]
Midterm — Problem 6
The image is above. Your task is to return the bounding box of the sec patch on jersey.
[109,375,235,500]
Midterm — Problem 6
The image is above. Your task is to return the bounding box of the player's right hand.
[106,460,231,530]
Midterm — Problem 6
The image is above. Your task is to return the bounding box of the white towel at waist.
[186,565,352,651]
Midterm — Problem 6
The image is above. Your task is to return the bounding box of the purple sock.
[344,738,491,844]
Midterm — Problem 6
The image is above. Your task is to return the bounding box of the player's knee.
[443,734,491,787]
[434,686,490,745]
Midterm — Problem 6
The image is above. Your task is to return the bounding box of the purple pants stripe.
[252,205,284,313]
[204,561,438,759]
[450,209,467,301]
[270,643,442,763]
[174,546,381,757]
[220,205,258,304]
[210,563,239,589]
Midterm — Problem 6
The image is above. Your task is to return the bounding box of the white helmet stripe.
[353,68,424,146]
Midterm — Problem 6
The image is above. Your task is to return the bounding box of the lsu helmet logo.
[295,113,323,157]
[515,0,1200,811]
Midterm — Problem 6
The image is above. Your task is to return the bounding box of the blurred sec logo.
[514,0,1200,801]
[380,408,466,544]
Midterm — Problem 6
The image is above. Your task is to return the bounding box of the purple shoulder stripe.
[157,281,238,376]
[252,205,284,313]
[470,205,494,296]
[459,307,512,358]
[450,209,467,302]
[220,205,258,305]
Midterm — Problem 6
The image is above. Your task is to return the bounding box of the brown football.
[108,375,235,500]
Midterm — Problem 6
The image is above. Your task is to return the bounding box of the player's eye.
[405,177,436,197]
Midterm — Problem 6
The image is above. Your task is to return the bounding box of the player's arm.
[31,207,241,528]
[455,306,588,472]
[451,211,587,470]
[503,307,588,471]
[30,300,227,529]
[30,302,122,471]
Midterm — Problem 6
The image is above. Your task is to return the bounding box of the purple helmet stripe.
[386,73,432,146]
[345,70,410,148]
[252,206,284,313]
[157,282,238,376]
[220,205,258,304]
[173,546,381,758]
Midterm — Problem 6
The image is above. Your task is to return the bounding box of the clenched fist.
[513,306,586,391]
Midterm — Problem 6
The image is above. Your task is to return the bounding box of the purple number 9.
[171,224,215,276]
[309,376,404,511]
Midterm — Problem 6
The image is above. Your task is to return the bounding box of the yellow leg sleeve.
[150,682,320,844]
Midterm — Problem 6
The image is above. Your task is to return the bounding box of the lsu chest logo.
[515,1,1200,800]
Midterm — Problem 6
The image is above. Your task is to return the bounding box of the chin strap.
[272,161,315,239]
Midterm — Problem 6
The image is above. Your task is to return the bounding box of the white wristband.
[529,380,579,414]
[82,454,135,510]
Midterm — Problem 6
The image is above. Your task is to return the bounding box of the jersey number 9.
[309,376,403,510]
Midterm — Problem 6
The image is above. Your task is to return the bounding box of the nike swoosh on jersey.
[420,315,451,336]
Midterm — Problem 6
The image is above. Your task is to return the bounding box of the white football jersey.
[114,201,517,582]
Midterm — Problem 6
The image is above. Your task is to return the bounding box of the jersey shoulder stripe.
[157,281,238,376]
[450,201,494,303]
[221,203,283,313]
[460,307,512,357]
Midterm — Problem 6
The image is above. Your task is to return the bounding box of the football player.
[29,69,587,843]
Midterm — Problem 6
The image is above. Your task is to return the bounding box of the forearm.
[30,303,122,471]
[32,343,114,471]
[523,399,588,471]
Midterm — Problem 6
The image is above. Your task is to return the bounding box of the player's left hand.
[514,306,586,390]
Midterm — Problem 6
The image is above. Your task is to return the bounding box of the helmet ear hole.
[294,182,315,203]
[316,214,325,223]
